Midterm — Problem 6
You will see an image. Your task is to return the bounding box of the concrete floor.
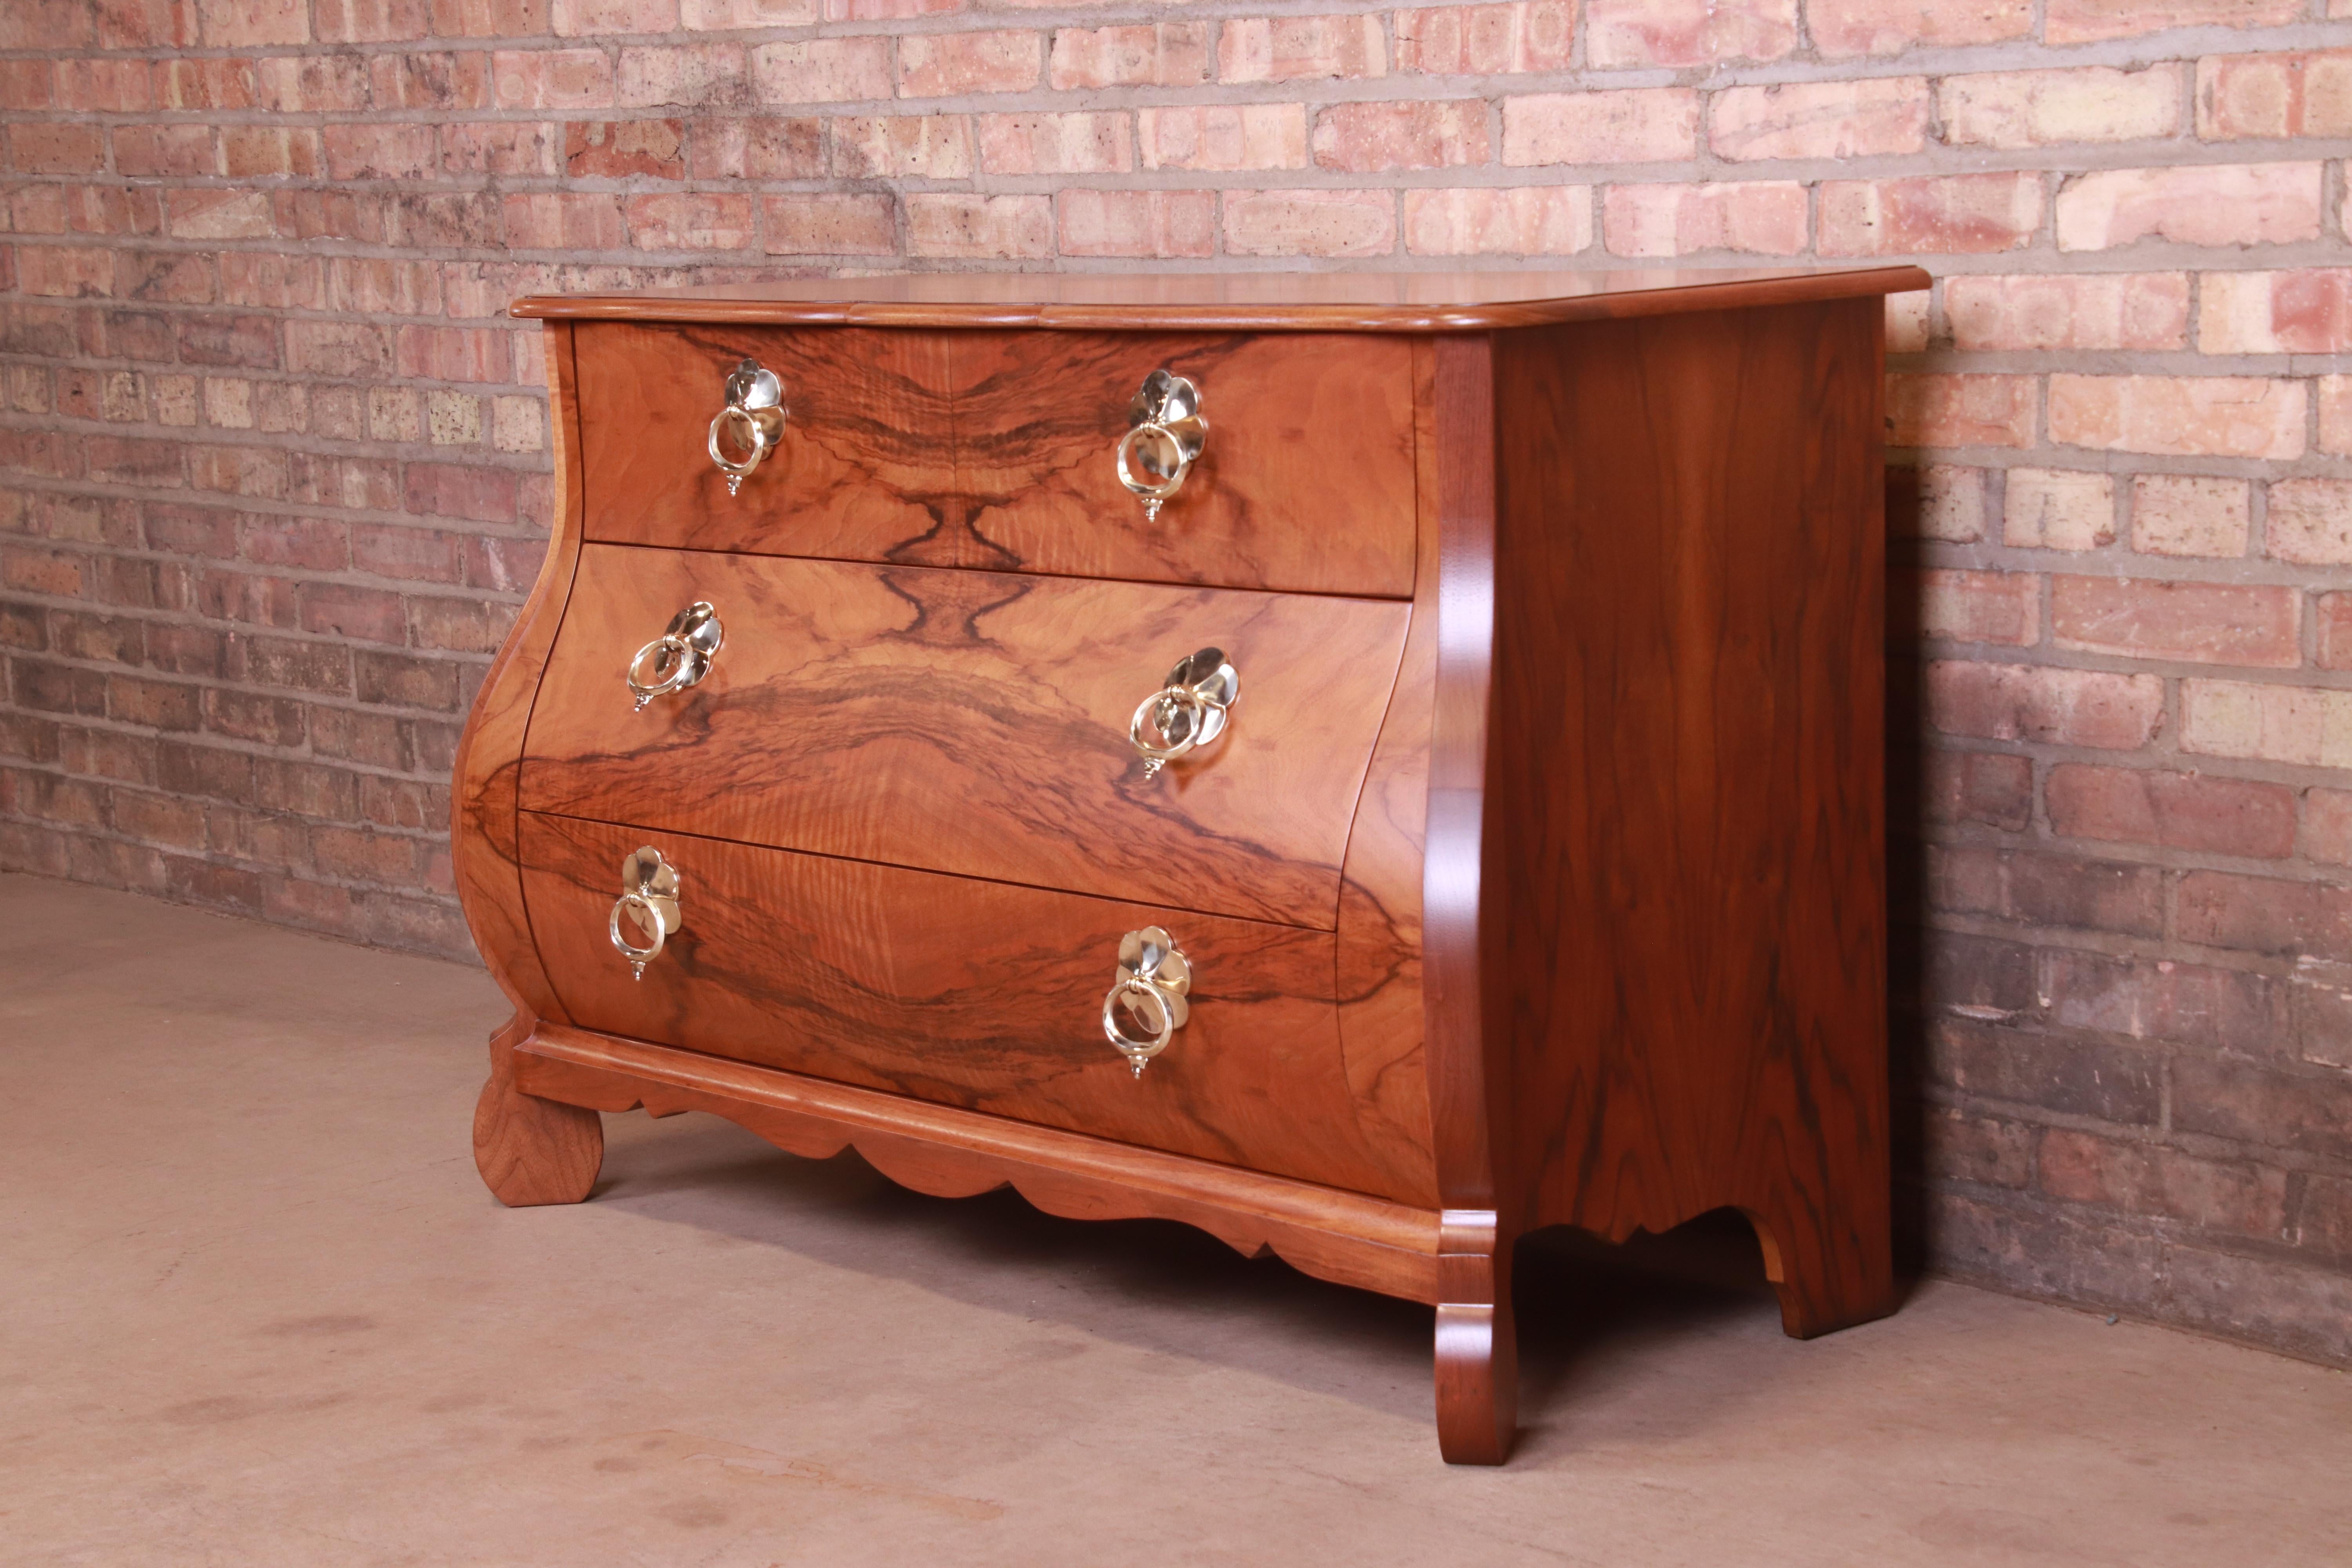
[5,872,2348,1566]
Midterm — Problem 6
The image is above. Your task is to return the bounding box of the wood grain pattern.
[451,320,583,1032]
[577,321,955,561]
[1488,299,1895,1340]
[1422,332,1519,1464]
[474,1017,603,1205]
[513,265,1934,334]
[1327,337,1444,1209]
[520,545,1409,930]
[511,1023,1446,1303]
[516,811,1437,1203]
[953,331,1416,598]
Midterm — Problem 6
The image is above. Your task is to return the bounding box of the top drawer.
[573,323,1418,599]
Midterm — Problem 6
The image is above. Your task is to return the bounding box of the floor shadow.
[590,1112,1807,1448]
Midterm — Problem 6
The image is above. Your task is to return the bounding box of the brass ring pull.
[1128,647,1239,777]
[1102,926,1191,1077]
[625,601,723,712]
[1116,370,1205,521]
[609,846,681,981]
[708,358,787,496]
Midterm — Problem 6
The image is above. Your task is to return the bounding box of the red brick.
[198,0,309,45]
[904,194,1052,259]
[2050,375,2305,461]
[156,57,255,110]
[1219,15,1387,83]
[1922,748,2033,829]
[564,119,686,179]
[2196,49,2352,140]
[316,0,431,40]
[1946,273,2187,352]
[2052,577,2298,669]
[750,38,889,103]
[2048,0,2301,46]
[1048,24,1209,91]
[299,583,407,645]
[2201,269,2352,354]
[2047,763,2296,858]
[492,47,613,110]
[255,53,370,112]
[1222,189,1394,258]
[1312,100,1488,172]
[2323,376,2352,457]
[1910,569,2039,647]
[2321,595,2352,673]
[1942,65,2181,149]
[2056,162,2322,251]
[554,0,675,32]
[1405,187,1591,257]
[681,0,816,25]
[9,124,109,176]
[1138,105,1305,172]
[2180,679,2352,768]
[1925,661,2164,750]
[616,43,748,109]
[1603,181,1806,258]
[976,113,1130,176]
[166,190,275,242]
[833,116,975,179]
[371,51,492,110]
[403,465,516,525]
[1819,172,2043,255]
[1393,2,1572,74]
[761,193,896,256]
[1503,89,1699,165]
[1887,374,2035,448]
[1586,0,1794,66]
[2249,482,2343,566]
[1710,77,1928,161]
[1055,190,1216,260]
[897,31,1039,97]
[2307,790,2352,866]
[689,118,823,179]
[2178,870,2352,962]
[114,125,216,180]
[2129,474,2249,558]
[2043,948,2285,1058]
[58,59,158,113]
[99,0,200,48]
[2040,1130,2286,1237]
[1809,0,2029,56]
[501,192,626,250]
[1890,464,1988,543]
[16,247,113,300]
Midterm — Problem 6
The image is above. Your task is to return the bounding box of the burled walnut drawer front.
[520,544,1409,930]
[949,331,1417,599]
[575,321,956,560]
[518,811,1424,1202]
[572,323,1417,598]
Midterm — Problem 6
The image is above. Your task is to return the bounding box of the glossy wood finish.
[1422,333,1518,1464]
[577,321,954,561]
[511,1024,1445,1303]
[514,266,1932,334]
[517,811,1436,1203]
[575,322,1414,596]
[1486,301,1895,1341]
[474,1018,603,1206]
[520,545,1410,929]
[953,332,1416,598]
[458,268,1917,1466]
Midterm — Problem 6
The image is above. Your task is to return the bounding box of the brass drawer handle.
[1116,369,1206,521]
[708,358,788,496]
[1103,925,1190,1077]
[609,845,681,980]
[626,600,724,712]
[1129,647,1238,777]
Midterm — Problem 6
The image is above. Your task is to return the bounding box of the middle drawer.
[521,545,1411,930]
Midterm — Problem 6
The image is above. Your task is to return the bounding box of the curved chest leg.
[474,1018,604,1208]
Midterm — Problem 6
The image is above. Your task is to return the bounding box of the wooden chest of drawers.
[457,267,1928,1463]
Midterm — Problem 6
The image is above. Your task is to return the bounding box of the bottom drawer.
[519,812,1427,1203]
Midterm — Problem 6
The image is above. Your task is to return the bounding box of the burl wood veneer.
[459,267,1928,1464]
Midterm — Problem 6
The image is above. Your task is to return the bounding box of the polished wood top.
[510,266,1931,332]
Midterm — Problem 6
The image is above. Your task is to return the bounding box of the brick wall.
[3,0,2350,1363]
